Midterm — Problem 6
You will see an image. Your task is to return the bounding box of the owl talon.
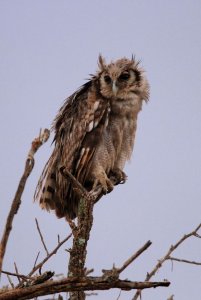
[92,172,114,194]
[110,168,127,185]
[104,178,114,194]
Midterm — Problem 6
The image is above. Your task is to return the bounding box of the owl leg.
[92,169,114,194]
[110,168,127,184]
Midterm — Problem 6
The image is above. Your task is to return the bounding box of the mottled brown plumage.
[34,55,149,219]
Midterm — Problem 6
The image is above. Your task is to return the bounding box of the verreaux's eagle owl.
[34,55,149,219]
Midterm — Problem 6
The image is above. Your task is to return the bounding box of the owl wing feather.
[35,79,109,219]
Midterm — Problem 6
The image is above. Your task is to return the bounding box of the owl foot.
[92,171,114,194]
[110,168,127,185]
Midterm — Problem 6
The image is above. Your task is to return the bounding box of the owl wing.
[35,80,109,219]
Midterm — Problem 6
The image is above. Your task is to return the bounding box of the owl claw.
[110,168,127,185]
[92,172,114,194]
[103,177,114,194]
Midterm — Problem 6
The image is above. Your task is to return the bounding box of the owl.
[34,55,149,219]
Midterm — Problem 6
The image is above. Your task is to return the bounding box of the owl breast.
[88,94,142,184]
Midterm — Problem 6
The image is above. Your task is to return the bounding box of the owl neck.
[109,96,143,118]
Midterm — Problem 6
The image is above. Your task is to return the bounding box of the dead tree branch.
[132,223,201,300]
[1,270,32,280]
[35,218,49,256]
[102,240,152,281]
[60,167,95,300]
[16,233,72,288]
[0,129,50,276]
[6,275,14,289]
[0,277,170,300]
[0,132,175,299]
[60,167,125,300]
[117,240,152,274]
[168,257,201,266]
[14,263,21,284]
[33,251,40,269]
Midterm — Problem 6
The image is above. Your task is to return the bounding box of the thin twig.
[116,289,122,300]
[0,129,50,276]
[14,262,21,284]
[168,257,201,266]
[33,252,40,269]
[132,223,201,300]
[35,218,49,256]
[117,241,152,274]
[101,241,152,282]
[85,269,94,276]
[1,270,32,280]
[6,275,14,289]
[17,233,72,288]
[60,167,90,201]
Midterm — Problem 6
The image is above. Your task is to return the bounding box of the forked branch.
[0,129,50,276]
[132,223,201,300]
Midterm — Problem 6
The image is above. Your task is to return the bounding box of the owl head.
[96,55,149,102]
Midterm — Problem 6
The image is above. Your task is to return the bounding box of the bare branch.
[60,166,121,204]
[60,167,145,300]
[145,223,201,281]
[35,218,49,256]
[15,233,71,288]
[60,167,91,201]
[28,271,54,286]
[0,129,50,276]
[116,290,121,300]
[171,223,201,249]
[33,252,40,269]
[85,269,94,276]
[28,234,71,277]
[168,257,201,266]
[60,167,122,300]
[14,262,21,284]
[101,241,152,283]
[117,240,152,274]
[1,270,32,280]
[132,223,201,300]
[6,275,14,289]
[0,277,170,300]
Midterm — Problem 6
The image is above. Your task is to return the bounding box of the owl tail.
[34,152,79,220]
[34,153,57,211]
[39,173,57,210]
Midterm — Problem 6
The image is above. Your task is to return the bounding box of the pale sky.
[1,1,201,299]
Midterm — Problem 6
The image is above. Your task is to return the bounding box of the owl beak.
[112,81,118,96]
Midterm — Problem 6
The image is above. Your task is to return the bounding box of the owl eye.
[104,75,111,84]
[119,73,130,81]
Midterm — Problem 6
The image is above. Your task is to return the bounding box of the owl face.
[97,55,148,101]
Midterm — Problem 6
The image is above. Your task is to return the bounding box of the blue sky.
[1,1,201,299]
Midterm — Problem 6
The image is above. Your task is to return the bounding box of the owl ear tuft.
[131,54,136,63]
[98,54,106,70]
